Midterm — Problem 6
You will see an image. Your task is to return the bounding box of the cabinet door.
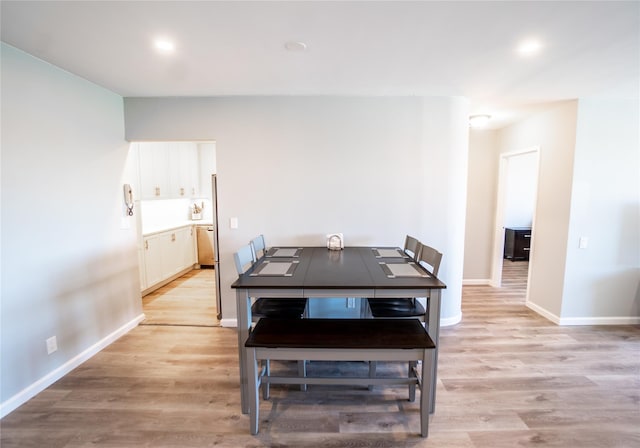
[174,226,196,271]
[160,231,180,278]
[168,142,199,198]
[138,246,147,291]
[138,142,169,199]
[143,234,165,286]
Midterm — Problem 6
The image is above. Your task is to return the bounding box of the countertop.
[143,220,213,237]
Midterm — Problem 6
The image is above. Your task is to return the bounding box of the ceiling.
[1,1,638,129]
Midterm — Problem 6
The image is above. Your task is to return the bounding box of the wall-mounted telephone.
[123,184,134,216]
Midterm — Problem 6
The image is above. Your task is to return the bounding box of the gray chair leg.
[262,360,270,400]
[368,361,377,391]
[298,360,307,391]
[408,361,417,401]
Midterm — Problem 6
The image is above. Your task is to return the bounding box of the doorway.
[129,140,220,327]
[491,147,540,298]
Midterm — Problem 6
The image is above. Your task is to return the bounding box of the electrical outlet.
[46,336,58,355]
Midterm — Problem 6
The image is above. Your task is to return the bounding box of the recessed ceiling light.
[517,39,542,56]
[154,38,175,53]
[284,41,307,52]
[469,114,491,128]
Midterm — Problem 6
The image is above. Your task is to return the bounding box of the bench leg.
[420,349,435,438]
[248,348,260,435]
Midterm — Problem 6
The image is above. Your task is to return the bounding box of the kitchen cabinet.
[138,246,147,291]
[504,227,532,261]
[136,142,200,200]
[143,232,167,288]
[138,142,170,199]
[142,226,196,293]
[168,142,199,198]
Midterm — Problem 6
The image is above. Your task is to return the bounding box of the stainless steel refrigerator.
[211,174,222,319]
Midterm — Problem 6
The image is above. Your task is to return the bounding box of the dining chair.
[234,242,307,320]
[249,234,266,260]
[367,240,442,397]
[234,243,308,395]
[367,241,443,319]
[404,234,421,259]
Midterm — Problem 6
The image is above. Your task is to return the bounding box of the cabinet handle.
[155,186,160,196]
[145,240,149,250]
[172,233,176,242]
[524,235,531,238]
[523,247,530,251]
[180,187,185,196]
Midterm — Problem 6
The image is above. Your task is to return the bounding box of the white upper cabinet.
[168,142,199,198]
[138,142,170,199]
[137,142,200,200]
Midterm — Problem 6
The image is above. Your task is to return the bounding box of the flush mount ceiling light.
[154,38,175,53]
[284,41,307,52]
[517,38,543,56]
[469,114,491,128]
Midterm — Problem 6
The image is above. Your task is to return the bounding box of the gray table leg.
[427,289,441,414]
[420,347,435,438]
[236,289,251,414]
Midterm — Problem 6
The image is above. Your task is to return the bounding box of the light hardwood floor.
[141,268,219,327]
[2,262,639,447]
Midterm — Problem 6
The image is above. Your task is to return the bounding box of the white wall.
[463,129,499,282]
[561,98,640,323]
[504,151,537,228]
[0,44,143,414]
[498,101,578,319]
[123,96,469,325]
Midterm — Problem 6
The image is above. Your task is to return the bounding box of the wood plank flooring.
[141,268,218,327]
[2,261,639,447]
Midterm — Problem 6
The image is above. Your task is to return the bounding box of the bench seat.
[245,318,436,437]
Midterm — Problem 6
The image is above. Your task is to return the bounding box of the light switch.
[230,217,238,229]
[579,237,589,249]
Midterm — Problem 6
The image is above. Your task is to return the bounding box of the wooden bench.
[245,318,436,437]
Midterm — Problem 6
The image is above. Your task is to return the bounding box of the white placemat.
[373,248,405,258]
[250,261,298,276]
[267,248,302,257]
[384,263,428,278]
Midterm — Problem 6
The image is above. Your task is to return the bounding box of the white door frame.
[490,146,540,290]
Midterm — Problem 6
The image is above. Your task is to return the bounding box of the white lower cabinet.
[142,226,196,292]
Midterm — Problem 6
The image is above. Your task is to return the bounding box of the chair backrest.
[250,234,266,260]
[404,235,421,259]
[234,244,255,275]
[416,243,443,276]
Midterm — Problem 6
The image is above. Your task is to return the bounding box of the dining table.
[231,246,447,415]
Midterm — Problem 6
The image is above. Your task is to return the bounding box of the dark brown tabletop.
[231,246,446,291]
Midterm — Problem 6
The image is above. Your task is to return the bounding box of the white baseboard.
[441,312,462,327]
[526,301,640,326]
[462,279,491,286]
[558,316,640,326]
[220,318,238,328]
[526,301,561,324]
[0,313,145,419]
